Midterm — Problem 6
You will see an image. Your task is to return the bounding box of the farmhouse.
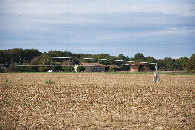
[130,63,149,72]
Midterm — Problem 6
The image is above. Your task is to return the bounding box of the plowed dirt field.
[0,73,194,129]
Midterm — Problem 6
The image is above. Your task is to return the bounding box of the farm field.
[0,73,194,129]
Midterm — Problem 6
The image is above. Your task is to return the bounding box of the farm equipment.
[152,63,160,83]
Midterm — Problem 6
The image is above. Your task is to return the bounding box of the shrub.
[109,67,117,72]
[5,79,12,83]
[16,66,38,72]
[77,66,86,72]
[62,66,74,72]
[0,66,7,73]
[45,80,55,84]
[38,66,54,72]
[190,70,195,74]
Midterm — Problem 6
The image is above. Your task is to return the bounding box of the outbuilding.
[130,63,149,72]
[80,63,106,72]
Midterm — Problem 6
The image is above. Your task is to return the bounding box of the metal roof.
[140,62,148,64]
[100,59,107,61]
[114,60,124,62]
[52,57,71,59]
[80,63,105,66]
[17,64,77,67]
[83,58,94,60]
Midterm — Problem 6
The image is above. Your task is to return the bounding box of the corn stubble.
[0,73,194,129]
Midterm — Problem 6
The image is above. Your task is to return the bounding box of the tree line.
[0,48,194,73]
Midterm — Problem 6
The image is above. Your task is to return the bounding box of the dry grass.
[0,73,194,129]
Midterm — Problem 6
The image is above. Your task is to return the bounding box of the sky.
[0,0,195,59]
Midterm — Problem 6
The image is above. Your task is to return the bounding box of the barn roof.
[80,63,106,67]
[130,63,147,66]
[108,65,120,68]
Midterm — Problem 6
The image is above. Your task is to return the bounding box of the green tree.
[177,57,189,70]
[0,51,5,64]
[23,49,42,63]
[118,54,125,60]
[157,59,166,71]
[48,50,64,57]
[134,53,145,62]
[186,54,195,73]
[30,54,52,72]
[162,57,176,71]
[145,56,156,63]
[96,54,110,59]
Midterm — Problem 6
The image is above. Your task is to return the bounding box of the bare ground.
[0,73,194,129]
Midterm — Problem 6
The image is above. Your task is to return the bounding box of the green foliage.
[145,56,157,63]
[99,60,109,65]
[185,54,195,73]
[45,80,55,84]
[164,57,176,71]
[8,62,18,72]
[30,54,53,72]
[62,66,74,72]
[48,50,72,57]
[157,59,166,71]
[109,67,117,72]
[72,58,80,64]
[140,66,150,72]
[121,65,130,71]
[37,54,51,65]
[0,51,5,64]
[177,57,189,70]
[38,66,54,72]
[0,48,194,73]
[189,70,195,74]
[5,79,12,83]
[134,53,145,62]
[77,66,86,72]
[0,66,7,73]
[53,66,62,72]
[118,54,125,60]
[0,48,41,67]
[157,57,176,71]
[16,66,38,72]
